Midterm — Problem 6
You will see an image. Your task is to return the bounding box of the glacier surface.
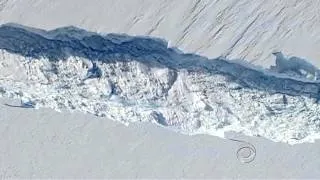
[0,24,320,144]
[1,0,320,68]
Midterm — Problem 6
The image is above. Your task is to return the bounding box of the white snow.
[1,102,320,178]
[1,0,320,67]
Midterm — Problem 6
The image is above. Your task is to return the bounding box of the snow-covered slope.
[0,24,320,144]
[0,0,320,67]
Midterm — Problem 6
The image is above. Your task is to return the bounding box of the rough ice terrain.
[0,24,320,144]
[1,0,320,68]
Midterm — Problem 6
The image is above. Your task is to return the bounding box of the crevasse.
[0,23,320,144]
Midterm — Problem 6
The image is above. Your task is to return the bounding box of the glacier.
[0,24,320,144]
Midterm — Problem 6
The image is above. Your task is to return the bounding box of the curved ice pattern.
[0,23,320,144]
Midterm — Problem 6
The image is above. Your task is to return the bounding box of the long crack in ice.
[0,24,320,144]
